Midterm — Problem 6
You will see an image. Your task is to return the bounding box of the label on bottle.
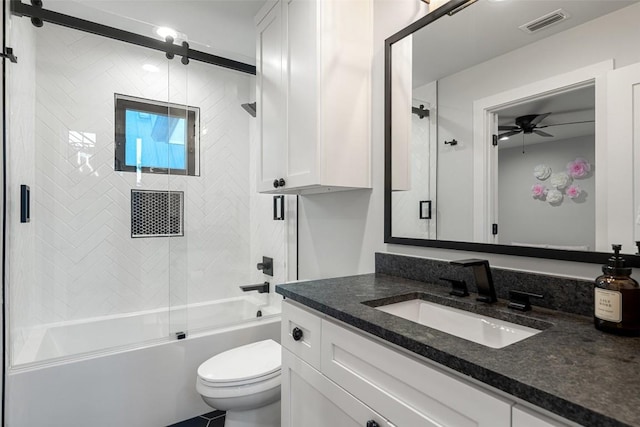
[595,288,622,322]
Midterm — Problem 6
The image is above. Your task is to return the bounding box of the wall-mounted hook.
[444,139,458,146]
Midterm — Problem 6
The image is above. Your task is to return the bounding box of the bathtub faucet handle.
[256,256,273,276]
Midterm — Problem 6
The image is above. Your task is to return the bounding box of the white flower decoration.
[549,172,572,189]
[533,164,552,180]
[547,189,563,204]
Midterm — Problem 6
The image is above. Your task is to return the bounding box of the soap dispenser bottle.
[594,244,640,336]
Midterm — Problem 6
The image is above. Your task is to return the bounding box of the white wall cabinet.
[255,0,372,195]
[281,300,575,427]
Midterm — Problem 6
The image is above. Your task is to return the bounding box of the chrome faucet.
[449,259,497,303]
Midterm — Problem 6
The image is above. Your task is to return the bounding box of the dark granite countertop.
[276,273,640,427]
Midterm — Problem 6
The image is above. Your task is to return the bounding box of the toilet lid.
[198,339,281,385]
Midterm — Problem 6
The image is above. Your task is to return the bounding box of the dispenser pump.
[594,244,640,336]
[602,244,632,277]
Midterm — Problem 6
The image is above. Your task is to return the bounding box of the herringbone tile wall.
[7,21,291,363]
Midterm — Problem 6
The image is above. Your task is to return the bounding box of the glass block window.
[131,190,184,238]
[115,94,199,176]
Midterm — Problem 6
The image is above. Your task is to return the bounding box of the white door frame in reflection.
[472,60,612,249]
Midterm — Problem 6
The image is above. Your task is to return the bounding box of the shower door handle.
[20,185,30,223]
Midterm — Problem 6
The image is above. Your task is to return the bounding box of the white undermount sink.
[375,299,541,349]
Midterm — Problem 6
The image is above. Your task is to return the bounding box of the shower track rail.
[9,0,256,75]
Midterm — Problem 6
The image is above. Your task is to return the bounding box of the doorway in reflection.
[495,85,595,250]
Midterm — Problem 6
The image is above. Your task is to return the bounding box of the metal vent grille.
[131,190,184,238]
[519,9,568,34]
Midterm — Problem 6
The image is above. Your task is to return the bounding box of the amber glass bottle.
[594,244,640,336]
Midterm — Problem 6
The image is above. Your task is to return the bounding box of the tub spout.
[240,281,270,294]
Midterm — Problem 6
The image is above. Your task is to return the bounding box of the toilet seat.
[197,339,281,388]
[198,369,280,387]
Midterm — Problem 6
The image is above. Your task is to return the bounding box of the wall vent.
[131,189,184,238]
[519,9,569,34]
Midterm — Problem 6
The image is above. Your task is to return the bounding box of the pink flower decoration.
[566,184,581,199]
[531,184,547,199]
[567,157,591,179]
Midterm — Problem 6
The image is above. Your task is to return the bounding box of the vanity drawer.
[281,301,322,369]
[321,319,512,427]
[512,405,574,427]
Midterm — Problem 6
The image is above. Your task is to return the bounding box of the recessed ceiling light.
[142,64,159,73]
[156,26,178,40]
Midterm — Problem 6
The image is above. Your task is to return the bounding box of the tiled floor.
[168,410,225,427]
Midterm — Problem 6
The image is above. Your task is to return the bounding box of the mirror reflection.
[389,0,640,255]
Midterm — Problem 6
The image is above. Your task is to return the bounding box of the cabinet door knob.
[273,179,280,188]
[366,421,379,427]
[292,327,303,341]
[278,178,286,187]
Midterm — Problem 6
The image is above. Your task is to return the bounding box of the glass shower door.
[4,13,185,367]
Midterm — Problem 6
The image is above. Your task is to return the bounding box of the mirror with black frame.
[384,0,640,265]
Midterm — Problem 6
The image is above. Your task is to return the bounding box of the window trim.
[114,94,200,176]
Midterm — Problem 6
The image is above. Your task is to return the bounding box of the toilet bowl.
[196,339,281,427]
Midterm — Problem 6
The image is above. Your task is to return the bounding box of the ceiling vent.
[519,9,569,34]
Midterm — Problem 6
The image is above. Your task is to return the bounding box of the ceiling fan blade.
[529,112,552,126]
[538,120,595,128]
[498,130,521,139]
[498,125,520,131]
[534,130,554,137]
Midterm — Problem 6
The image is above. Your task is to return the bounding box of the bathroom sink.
[374,299,541,349]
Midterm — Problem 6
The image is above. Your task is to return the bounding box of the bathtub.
[14,295,279,366]
[7,294,282,427]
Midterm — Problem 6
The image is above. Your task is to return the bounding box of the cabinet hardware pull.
[273,178,286,188]
[292,327,303,341]
[366,421,379,427]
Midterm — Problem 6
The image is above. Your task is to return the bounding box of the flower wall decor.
[531,184,547,199]
[546,188,563,204]
[530,157,591,206]
[567,157,591,178]
[549,172,572,189]
[566,184,581,199]
[533,164,552,180]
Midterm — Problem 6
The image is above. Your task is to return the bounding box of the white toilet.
[196,339,281,427]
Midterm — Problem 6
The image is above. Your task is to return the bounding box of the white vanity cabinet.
[321,318,512,427]
[512,405,577,427]
[255,0,372,195]
[281,300,513,426]
[281,300,577,427]
[282,349,394,427]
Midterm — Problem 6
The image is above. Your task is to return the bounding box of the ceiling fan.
[498,112,594,139]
